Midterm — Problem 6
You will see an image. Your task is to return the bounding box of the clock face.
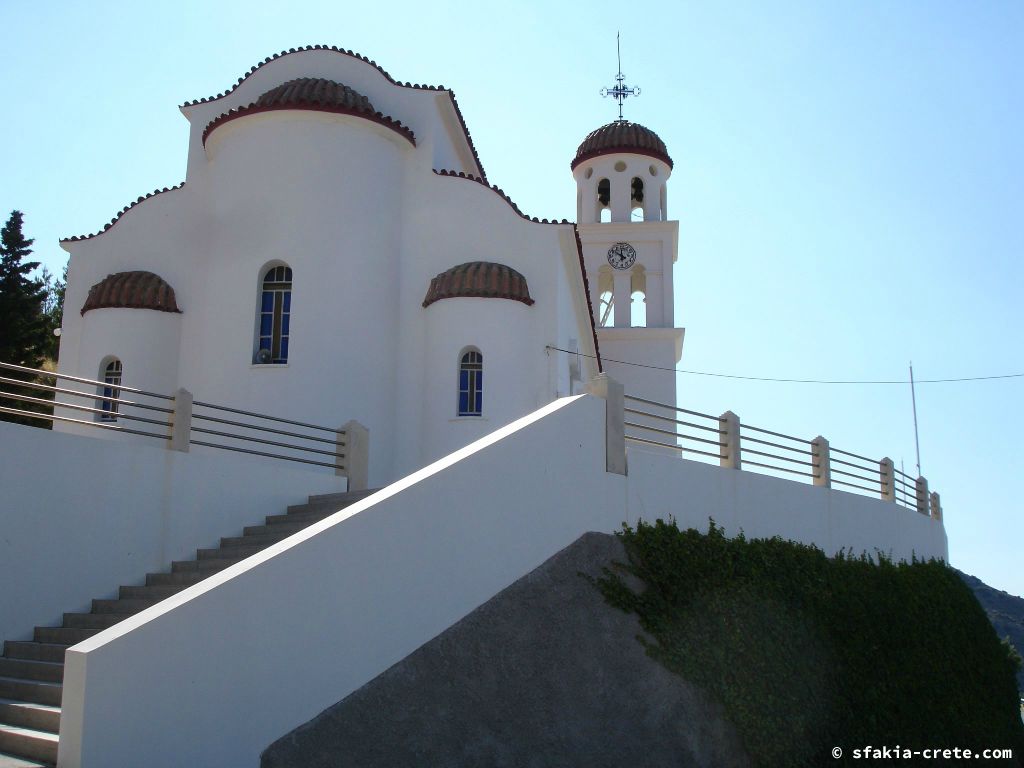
[607,242,637,270]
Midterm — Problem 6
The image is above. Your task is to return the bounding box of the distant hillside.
[958,570,1024,692]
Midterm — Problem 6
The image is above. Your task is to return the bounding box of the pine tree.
[0,211,49,366]
[0,210,51,426]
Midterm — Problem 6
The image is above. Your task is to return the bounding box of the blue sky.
[3,1,1022,595]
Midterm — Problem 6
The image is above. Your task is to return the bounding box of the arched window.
[256,265,292,364]
[458,349,483,416]
[98,358,122,422]
[597,268,614,327]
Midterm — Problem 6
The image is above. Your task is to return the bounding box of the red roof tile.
[572,121,672,170]
[81,271,181,315]
[423,262,534,308]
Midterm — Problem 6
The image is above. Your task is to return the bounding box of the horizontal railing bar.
[741,424,813,445]
[624,421,721,448]
[830,456,876,472]
[190,413,340,446]
[830,446,877,463]
[624,407,723,435]
[741,434,811,456]
[189,440,341,470]
[832,478,883,495]
[831,467,881,486]
[0,375,175,414]
[743,459,815,478]
[0,405,169,440]
[625,434,722,460]
[1,390,171,428]
[894,468,918,482]
[621,394,718,422]
[741,447,815,467]
[192,399,338,435]
[894,476,916,490]
[190,426,344,460]
[0,360,174,400]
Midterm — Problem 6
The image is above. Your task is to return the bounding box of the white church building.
[53,46,682,485]
[0,46,946,768]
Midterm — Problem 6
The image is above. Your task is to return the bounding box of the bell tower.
[573,119,684,408]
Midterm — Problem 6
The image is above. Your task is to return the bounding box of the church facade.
[54,46,684,486]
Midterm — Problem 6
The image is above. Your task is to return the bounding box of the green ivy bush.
[595,519,1024,767]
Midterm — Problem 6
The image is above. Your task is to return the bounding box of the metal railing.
[0,361,367,488]
[622,392,942,520]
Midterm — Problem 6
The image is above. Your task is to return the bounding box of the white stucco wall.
[0,419,346,645]
[58,394,621,768]
[53,393,946,768]
[627,446,948,562]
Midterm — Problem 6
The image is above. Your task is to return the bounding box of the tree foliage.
[596,519,1024,767]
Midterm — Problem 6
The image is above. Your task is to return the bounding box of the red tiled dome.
[81,271,181,315]
[572,121,672,170]
[423,262,534,308]
[255,78,376,113]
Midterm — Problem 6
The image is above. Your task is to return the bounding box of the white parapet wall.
[55,394,948,768]
[626,446,948,562]
[0,419,347,644]
[58,394,623,768]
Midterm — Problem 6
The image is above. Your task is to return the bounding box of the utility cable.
[545,346,1024,385]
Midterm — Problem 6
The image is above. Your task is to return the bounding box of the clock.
[607,242,637,270]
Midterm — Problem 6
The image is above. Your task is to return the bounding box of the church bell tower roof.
[572,121,672,170]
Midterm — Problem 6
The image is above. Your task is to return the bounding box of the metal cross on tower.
[600,32,640,122]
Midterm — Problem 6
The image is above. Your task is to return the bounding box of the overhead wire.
[545,346,1024,385]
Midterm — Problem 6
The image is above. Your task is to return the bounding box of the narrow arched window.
[98,358,122,422]
[256,265,292,364]
[458,350,483,416]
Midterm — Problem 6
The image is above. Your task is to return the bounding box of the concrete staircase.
[0,488,378,767]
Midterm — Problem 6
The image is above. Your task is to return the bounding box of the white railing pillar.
[811,436,830,488]
[879,457,896,501]
[341,420,369,490]
[719,410,741,469]
[930,491,942,521]
[915,476,929,516]
[169,388,192,452]
[587,373,626,475]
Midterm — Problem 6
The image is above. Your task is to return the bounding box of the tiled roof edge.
[433,169,571,226]
[202,103,416,147]
[179,45,486,180]
[570,145,674,171]
[60,183,186,243]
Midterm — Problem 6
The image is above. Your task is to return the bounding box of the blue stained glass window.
[255,266,292,364]
[98,359,122,422]
[458,350,483,416]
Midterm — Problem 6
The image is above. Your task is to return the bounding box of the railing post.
[930,491,942,521]
[811,436,830,488]
[915,476,929,516]
[341,420,369,491]
[586,373,626,475]
[879,457,896,501]
[169,388,192,452]
[719,410,741,470]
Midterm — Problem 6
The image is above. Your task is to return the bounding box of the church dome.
[423,262,534,308]
[572,121,672,170]
[255,78,377,113]
[81,271,181,315]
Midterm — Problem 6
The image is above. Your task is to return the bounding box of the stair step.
[221,530,296,548]
[196,545,264,561]
[306,488,379,505]
[61,613,125,631]
[91,597,160,615]
[120,583,188,600]
[144,570,209,587]
[171,557,241,574]
[0,660,61,685]
[0,678,61,708]
[32,626,96,646]
[242,521,309,537]
[0,698,61,734]
[0,748,51,767]
[1,644,64,666]
[0,723,59,764]
[264,508,335,526]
